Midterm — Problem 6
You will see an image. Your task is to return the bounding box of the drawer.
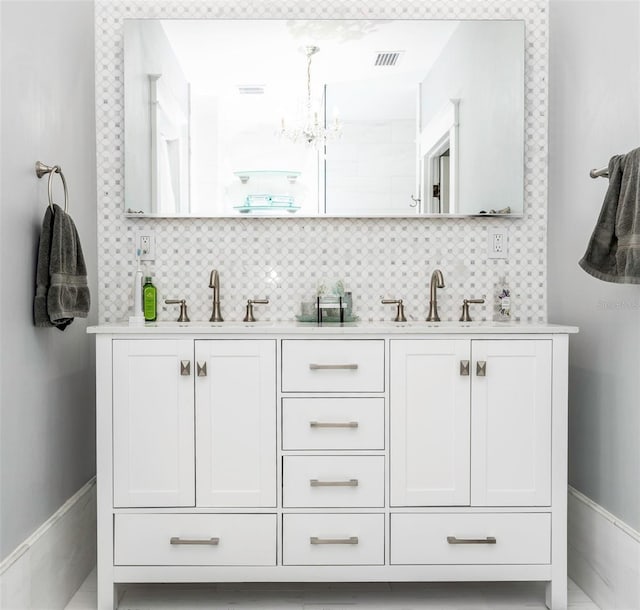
[281,340,384,392]
[283,455,385,507]
[283,513,384,565]
[282,398,384,450]
[114,513,276,566]
[390,512,551,565]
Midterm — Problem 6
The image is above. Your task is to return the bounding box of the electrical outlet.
[135,231,156,261]
[488,227,508,259]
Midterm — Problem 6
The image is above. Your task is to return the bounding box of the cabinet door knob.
[180,360,191,376]
[459,360,470,376]
[476,360,487,377]
[197,362,207,377]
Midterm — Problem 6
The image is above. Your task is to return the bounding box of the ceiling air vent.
[237,85,265,95]
[374,51,403,67]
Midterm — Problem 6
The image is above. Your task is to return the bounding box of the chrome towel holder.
[589,166,609,179]
[35,161,68,212]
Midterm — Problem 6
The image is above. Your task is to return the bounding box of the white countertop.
[88,320,578,335]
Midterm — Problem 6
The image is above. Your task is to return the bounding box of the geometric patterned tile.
[95,0,548,324]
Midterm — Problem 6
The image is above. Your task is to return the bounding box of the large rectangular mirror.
[124,19,524,217]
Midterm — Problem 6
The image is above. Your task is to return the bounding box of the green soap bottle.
[142,276,157,321]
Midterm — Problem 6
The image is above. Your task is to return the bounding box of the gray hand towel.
[34,204,90,330]
[34,206,54,327]
[579,147,640,284]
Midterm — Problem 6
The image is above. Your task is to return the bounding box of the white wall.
[0,0,97,559]
[548,0,640,531]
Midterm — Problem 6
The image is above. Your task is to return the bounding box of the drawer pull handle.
[197,361,207,377]
[170,536,220,546]
[310,478,359,487]
[180,360,191,376]
[460,360,470,376]
[446,536,496,545]
[310,421,359,429]
[309,363,359,370]
[310,536,359,545]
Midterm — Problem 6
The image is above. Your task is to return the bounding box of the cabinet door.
[390,340,470,506]
[113,339,195,507]
[195,340,276,507]
[471,340,552,506]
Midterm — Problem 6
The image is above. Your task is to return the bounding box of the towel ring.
[35,161,69,212]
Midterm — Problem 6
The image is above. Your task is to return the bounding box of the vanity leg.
[97,580,116,610]
[545,579,568,610]
[547,335,569,610]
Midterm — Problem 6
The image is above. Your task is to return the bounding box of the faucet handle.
[381,299,407,322]
[165,299,190,323]
[243,299,269,322]
[459,298,485,322]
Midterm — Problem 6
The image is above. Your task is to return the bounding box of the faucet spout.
[209,269,224,322]
[426,269,445,322]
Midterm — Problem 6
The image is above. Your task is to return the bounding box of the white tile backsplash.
[95,0,549,324]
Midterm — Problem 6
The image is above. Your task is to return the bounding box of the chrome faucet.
[208,269,224,322]
[426,269,445,322]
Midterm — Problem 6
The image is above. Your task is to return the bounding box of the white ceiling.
[160,19,459,96]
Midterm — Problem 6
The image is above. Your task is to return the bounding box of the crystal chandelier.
[280,46,341,147]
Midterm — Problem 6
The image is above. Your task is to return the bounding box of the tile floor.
[65,569,600,609]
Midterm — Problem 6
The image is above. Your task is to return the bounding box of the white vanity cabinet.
[111,338,276,508]
[389,338,555,569]
[91,324,574,610]
[112,339,195,507]
[280,339,387,566]
[97,334,278,609]
[195,340,276,507]
[390,338,552,507]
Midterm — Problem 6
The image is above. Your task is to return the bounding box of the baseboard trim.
[0,477,97,610]
[568,485,639,610]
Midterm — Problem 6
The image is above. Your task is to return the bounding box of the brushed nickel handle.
[310,421,359,429]
[170,536,219,546]
[310,478,359,487]
[310,536,359,545]
[381,298,407,322]
[476,360,487,377]
[447,536,496,545]
[309,363,358,370]
[197,361,207,377]
[180,360,191,376]
[460,360,470,376]
[243,298,269,322]
[165,299,190,323]
[459,298,485,322]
